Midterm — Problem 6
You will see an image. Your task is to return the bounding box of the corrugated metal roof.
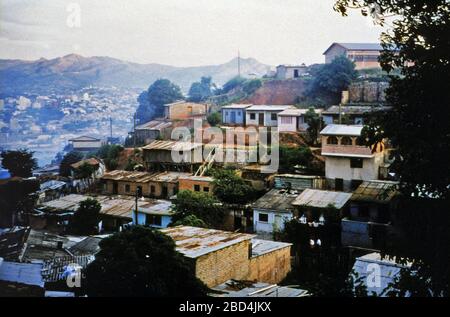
[41,255,95,282]
[0,259,44,288]
[68,135,101,141]
[351,180,399,203]
[137,199,173,216]
[246,105,294,112]
[142,140,203,151]
[251,239,291,257]
[70,157,102,169]
[323,105,391,115]
[221,104,252,109]
[277,108,308,116]
[101,170,161,182]
[161,226,255,258]
[135,120,172,131]
[320,124,363,136]
[252,189,299,212]
[67,236,104,256]
[211,280,309,297]
[293,189,352,209]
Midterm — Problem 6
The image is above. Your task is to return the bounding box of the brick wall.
[248,246,291,284]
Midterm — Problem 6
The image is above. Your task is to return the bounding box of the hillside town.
[0,0,449,304]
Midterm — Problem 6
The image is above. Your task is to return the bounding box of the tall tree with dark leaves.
[335,0,450,297]
[1,149,37,178]
[188,76,214,102]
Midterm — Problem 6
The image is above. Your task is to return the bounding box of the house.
[245,105,294,127]
[178,175,214,194]
[0,226,30,261]
[273,174,325,191]
[292,189,352,222]
[164,101,208,120]
[70,158,105,192]
[68,136,103,153]
[350,252,412,296]
[161,226,292,288]
[134,119,172,145]
[101,170,190,199]
[277,108,323,132]
[342,180,399,250]
[211,280,309,297]
[322,105,391,126]
[252,188,299,236]
[0,258,45,297]
[38,180,67,203]
[275,64,308,79]
[221,104,251,125]
[142,140,204,172]
[320,124,388,191]
[133,199,173,228]
[323,43,388,70]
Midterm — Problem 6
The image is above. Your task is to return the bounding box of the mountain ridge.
[0,54,272,95]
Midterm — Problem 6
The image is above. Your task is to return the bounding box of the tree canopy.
[188,76,214,102]
[307,55,358,104]
[70,198,101,235]
[84,226,208,297]
[59,151,84,177]
[0,149,37,178]
[171,190,226,228]
[304,108,324,146]
[136,79,184,124]
[206,112,221,127]
[211,168,257,205]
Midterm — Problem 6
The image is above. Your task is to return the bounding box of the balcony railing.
[321,144,374,157]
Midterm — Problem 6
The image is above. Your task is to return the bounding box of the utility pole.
[133,113,137,149]
[109,117,113,140]
[238,50,241,78]
[338,103,342,124]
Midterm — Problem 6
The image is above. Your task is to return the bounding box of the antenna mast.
[238,50,241,77]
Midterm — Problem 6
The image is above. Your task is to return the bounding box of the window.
[225,111,229,116]
[271,113,277,121]
[237,111,241,117]
[146,214,162,227]
[335,178,344,191]
[150,185,155,194]
[327,136,338,145]
[281,116,292,124]
[258,213,269,222]
[294,69,299,78]
[125,184,130,193]
[194,184,201,192]
[350,158,363,168]
[341,136,353,146]
[203,186,209,192]
[250,113,256,120]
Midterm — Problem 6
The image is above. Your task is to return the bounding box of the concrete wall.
[104,179,177,199]
[178,178,213,194]
[248,246,291,284]
[165,102,207,120]
[276,66,307,79]
[325,45,347,63]
[135,212,172,228]
[246,111,279,127]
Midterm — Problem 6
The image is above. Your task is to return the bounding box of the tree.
[335,0,450,297]
[1,149,37,177]
[207,112,221,127]
[188,76,214,102]
[59,151,84,177]
[307,55,358,104]
[136,79,184,124]
[74,162,95,179]
[304,108,324,145]
[211,169,256,205]
[171,190,226,228]
[84,226,208,297]
[278,145,314,174]
[219,76,246,95]
[96,144,123,170]
[70,198,101,235]
[242,78,262,95]
[171,214,208,228]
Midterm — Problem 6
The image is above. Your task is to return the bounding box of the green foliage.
[73,162,96,179]
[188,76,214,102]
[136,79,184,123]
[206,112,221,127]
[59,151,84,177]
[70,198,101,235]
[307,55,358,104]
[219,76,246,94]
[171,214,208,228]
[304,108,324,145]
[84,226,208,297]
[1,149,37,178]
[0,178,39,227]
[242,78,262,95]
[278,145,314,174]
[96,144,123,170]
[171,190,225,228]
[211,169,257,205]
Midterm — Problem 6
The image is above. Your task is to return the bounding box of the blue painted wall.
[222,109,245,125]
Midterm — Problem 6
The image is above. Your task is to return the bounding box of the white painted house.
[320,124,387,191]
[245,105,294,127]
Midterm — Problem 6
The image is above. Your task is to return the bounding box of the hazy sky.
[0,0,384,66]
